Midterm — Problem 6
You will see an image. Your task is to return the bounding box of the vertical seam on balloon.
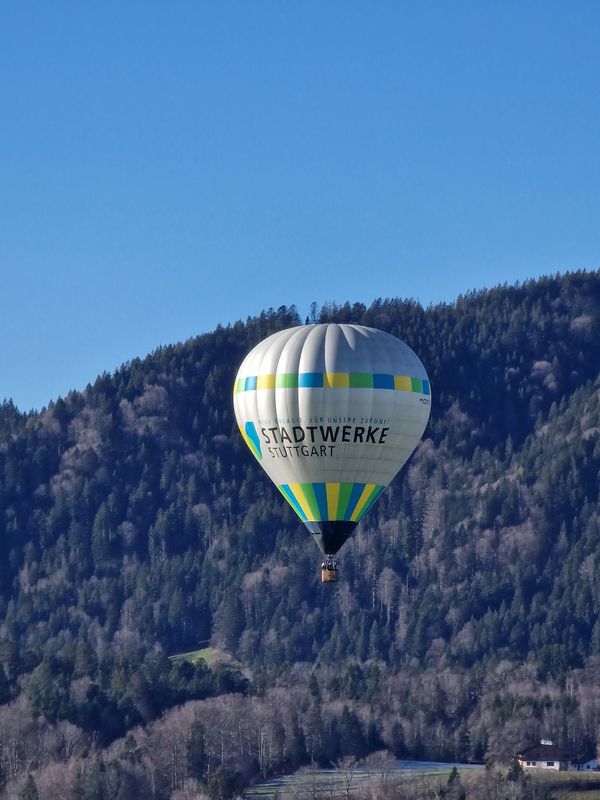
[255,336,278,467]
[273,326,312,487]
[340,327,353,485]
[354,327,375,488]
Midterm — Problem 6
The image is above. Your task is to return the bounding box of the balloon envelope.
[233,324,431,554]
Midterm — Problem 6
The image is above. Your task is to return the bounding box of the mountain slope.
[0,271,600,795]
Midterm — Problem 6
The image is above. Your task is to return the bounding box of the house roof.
[517,743,575,761]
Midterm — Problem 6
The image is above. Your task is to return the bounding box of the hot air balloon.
[233,324,431,582]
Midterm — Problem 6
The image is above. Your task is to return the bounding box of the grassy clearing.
[169,646,233,666]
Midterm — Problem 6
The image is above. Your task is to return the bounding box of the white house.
[517,740,574,771]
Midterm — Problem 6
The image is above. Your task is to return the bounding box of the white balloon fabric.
[233,324,431,554]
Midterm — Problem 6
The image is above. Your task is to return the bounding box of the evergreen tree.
[19,775,39,800]
[208,764,236,800]
[187,714,207,780]
[74,640,97,677]
[0,663,11,704]
[446,767,466,800]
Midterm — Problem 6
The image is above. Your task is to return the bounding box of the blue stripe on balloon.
[373,373,395,389]
[312,483,328,520]
[298,372,324,388]
[345,483,366,521]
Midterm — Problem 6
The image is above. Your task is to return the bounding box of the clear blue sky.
[1,2,599,411]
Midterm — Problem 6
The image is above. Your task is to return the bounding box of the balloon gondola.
[233,324,431,582]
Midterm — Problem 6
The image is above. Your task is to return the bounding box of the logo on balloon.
[242,421,262,461]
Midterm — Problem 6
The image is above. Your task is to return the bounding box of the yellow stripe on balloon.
[325,483,340,520]
[288,483,314,520]
[350,483,377,521]
[394,375,412,391]
[324,372,350,388]
[257,374,276,389]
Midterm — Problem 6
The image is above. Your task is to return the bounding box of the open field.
[169,645,239,667]
[245,760,481,798]
[245,764,600,799]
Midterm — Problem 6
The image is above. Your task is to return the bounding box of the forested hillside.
[1,271,600,799]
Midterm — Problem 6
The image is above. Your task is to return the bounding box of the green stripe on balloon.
[336,483,354,520]
[349,373,373,389]
[276,373,299,389]
[300,483,321,520]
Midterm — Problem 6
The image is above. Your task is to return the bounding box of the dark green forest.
[1,271,600,799]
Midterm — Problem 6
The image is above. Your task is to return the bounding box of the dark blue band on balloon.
[298,372,324,388]
[373,373,395,389]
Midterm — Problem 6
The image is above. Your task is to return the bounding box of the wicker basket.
[321,567,338,583]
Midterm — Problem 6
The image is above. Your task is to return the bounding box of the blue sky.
[1,2,599,411]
